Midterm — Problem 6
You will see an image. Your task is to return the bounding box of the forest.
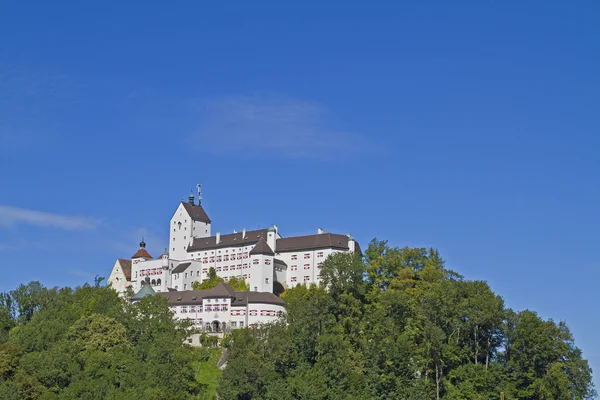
[0,239,595,399]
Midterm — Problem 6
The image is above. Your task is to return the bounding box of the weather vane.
[197,183,203,204]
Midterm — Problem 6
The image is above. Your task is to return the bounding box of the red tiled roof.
[118,258,132,280]
[132,248,152,259]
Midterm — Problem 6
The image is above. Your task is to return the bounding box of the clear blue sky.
[1,0,599,385]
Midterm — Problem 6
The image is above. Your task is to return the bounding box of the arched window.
[157,278,161,286]
[205,322,211,332]
[151,279,156,286]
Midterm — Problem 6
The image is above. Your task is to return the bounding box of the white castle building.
[108,189,360,330]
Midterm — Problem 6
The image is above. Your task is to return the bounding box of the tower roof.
[249,237,274,256]
[181,202,211,223]
[131,277,156,300]
[132,248,152,259]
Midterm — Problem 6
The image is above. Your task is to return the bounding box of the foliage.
[0,281,210,399]
[195,348,224,400]
[219,240,596,400]
[193,267,225,290]
[192,268,250,292]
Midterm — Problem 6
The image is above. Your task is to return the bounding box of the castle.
[107,188,360,334]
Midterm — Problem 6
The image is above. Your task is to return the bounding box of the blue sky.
[1,0,599,384]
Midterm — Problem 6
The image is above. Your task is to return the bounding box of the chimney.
[317,227,323,234]
[216,232,220,244]
[242,228,246,239]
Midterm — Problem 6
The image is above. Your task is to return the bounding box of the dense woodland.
[220,240,595,400]
[0,239,595,399]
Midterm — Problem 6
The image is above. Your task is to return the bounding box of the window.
[224,255,229,261]
[198,306,203,312]
[265,278,269,284]
[216,267,222,272]
[196,271,200,277]
[185,272,188,278]
[184,284,187,289]
[214,304,220,312]
[181,306,188,313]
[210,257,215,262]
[151,279,156,286]
[203,257,208,263]
[291,265,298,271]
[291,255,298,260]
[254,286,258,292]
[172,247,175,251]
[304,276,310,281]
[243,252,248,258]
[216,256,222,262]
[304,253,310,259]
[231,321,237,328]
[304,264,310,269]
[291,277,297,282]
[223,266,228,271]
[249,310,258,316]
[239,321,244,328]
[222,304,228,311]
[317,262,323,268]
[277,311,283,317]
[253,259,259,265]
[317,252,324,258]
[135,271,138,278]
[265,259,271,265]
[243,263,248,269]
[205,305,212,312]
[189,305,196,312]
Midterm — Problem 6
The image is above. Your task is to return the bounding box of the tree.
[220,240,596,400]
[192,267,225,290]
[228,276,250,292]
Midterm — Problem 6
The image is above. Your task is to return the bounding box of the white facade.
[109,193,360,297]
[107,259,131,296]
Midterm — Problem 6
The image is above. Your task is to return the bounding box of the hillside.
[0,240,594,399]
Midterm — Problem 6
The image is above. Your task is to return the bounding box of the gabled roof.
[132,248,153,259]
[118,258,132,280]
[209,282,236,298]
[276,233,351,253]
[172,262,191,274]
[181,202,211,223]
[157,283,284,306]
[231,291,285,306]
[188,229,269,252]
[249,237,274,256]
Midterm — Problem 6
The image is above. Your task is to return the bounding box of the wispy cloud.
[0,206,100,230]
[191,94,373,159]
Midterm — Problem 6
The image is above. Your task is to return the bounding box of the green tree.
[192,267,225,290]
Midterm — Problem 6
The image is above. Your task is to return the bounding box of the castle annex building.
[108,190,360,330]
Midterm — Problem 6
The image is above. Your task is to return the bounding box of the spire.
[188,190,195,205]
[140,238,146,248]
[197,183,203,205]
